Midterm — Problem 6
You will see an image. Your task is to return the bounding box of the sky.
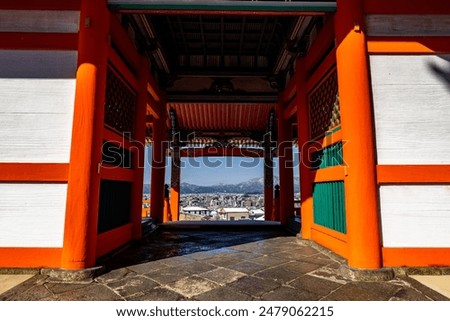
[143,146,300,186]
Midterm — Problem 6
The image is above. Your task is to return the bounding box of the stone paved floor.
[1,226,448,301]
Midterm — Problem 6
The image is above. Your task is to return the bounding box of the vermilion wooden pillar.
[150,110,167,223]
[271,185,280,221]
[264,145,273,220]
[130,57,150,240]
[163,184,172,222]
[335,0,381,269]
[277,106,294,225]
[61,0,109,269]
[170,146,181,221]
[263,143,274,221]
[295,58,313,240]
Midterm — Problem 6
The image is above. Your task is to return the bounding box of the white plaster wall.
[0,10,79,33]
[0,50,77,163]
[0,184,67,247]
[370,54,450,165]
[366,15,450,37]
[380,185,450,247]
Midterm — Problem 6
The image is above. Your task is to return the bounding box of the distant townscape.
[143,176,300,195]
[142,177,300,221]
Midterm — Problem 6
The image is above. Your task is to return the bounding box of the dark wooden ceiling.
[126,12,325,96]
[148,15,293,74]
[116,5,331,145]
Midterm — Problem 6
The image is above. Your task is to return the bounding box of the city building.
[250,209,265,220]
[218,208,250,221]
[181,206,211,217]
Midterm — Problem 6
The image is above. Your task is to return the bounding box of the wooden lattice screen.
[104,67,136,137]
[309,69,340,140]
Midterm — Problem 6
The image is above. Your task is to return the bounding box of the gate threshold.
[160,220,282,230]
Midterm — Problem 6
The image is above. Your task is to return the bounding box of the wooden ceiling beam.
[180,147,264,158]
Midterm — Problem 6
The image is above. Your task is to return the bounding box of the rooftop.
[182,206,210,211]
[219,207,250,213]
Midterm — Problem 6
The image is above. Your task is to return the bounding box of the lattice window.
[313,180,346,234]
[311,142,343,170]
[104,68,136,137]
[309,70,340,139]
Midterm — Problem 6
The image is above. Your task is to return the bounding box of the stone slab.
[410,275,450,299]
[0,274,34,295]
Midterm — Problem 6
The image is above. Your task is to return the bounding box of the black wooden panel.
[102,140,133,168]
[98,180,132,233]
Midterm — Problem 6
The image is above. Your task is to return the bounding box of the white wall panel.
[370,55,450,164]
[366,15,450,36]
[0,50,78,79]
[0,184,67,248]
[380,185,450,247]
[0,10,79,33]
[0,50,77,163]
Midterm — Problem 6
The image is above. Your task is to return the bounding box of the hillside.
[143,176,300,194]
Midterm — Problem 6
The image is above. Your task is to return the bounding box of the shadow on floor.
[99,223,294,272]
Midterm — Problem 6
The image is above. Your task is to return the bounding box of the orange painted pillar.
[295,59,313,240]
[335,0,381,269]
[163,184,172,222]
[170,146,181,221]
[150,110,167,223]
[263,143,273,221]
[130,57,150,240]
[276,107,294,225]
[271,185,280,221]
[61,0,110,269]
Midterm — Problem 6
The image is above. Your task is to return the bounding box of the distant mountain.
[143,176,300,194]
[181,178,265,194]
